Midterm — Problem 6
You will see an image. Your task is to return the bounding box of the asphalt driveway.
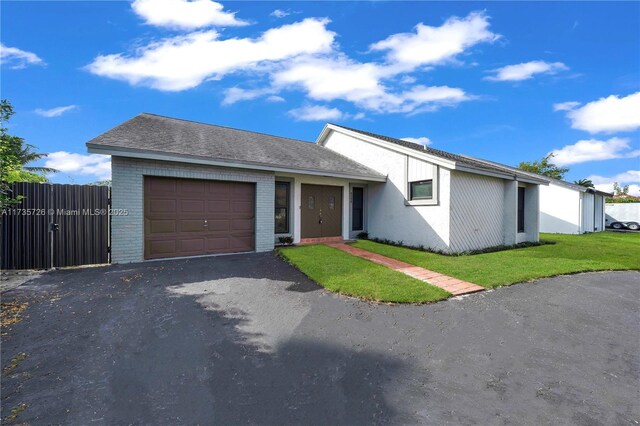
[1,253,638,425]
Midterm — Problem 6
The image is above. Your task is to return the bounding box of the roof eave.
[87,143,387,182]
[319,124,456,169]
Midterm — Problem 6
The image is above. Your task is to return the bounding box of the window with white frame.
[409,180,433,201]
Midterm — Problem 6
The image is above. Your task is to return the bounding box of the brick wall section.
[111,156,275,264]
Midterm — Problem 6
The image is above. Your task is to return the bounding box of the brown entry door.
[144,176,255,259]
[301,184,343,238]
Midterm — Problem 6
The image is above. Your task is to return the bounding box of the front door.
[301,184,343,238]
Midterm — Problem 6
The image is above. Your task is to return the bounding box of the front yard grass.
[278,244,450,303]
[353,232,640,289]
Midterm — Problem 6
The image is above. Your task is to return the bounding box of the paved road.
[1,253,638,425]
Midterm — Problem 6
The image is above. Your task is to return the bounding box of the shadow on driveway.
[1,253,409,424]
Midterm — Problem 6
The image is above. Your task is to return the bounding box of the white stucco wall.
[539,184,581,234]
[449,171,506,252]
[323,130,452,251]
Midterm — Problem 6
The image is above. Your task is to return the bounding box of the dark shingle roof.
[86,113,385,180]
[330,124,548,183]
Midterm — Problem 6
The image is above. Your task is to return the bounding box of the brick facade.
[111,156,275,263]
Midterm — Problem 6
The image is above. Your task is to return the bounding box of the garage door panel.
[179,219,206,233]
[178,238,205,253]
[206,237,231,252]
[231,218,254,231]
[180,199,206,213]
[180,179,206,193]
[148,199,177,214]
[232,200,253,214]
[145,176,255,259]
[207,219,229,232]
[147,239,177,255]
[208,182,230,196]
[149,219,176,234]
[230,236,254,251]
[149,177,177,193]
[230,184,254,200]
[207,200,230,213]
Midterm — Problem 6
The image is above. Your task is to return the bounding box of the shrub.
[366,237,552,256]
[278,236,294,246]
[356,232,369,240]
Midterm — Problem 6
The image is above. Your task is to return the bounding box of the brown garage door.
[144,176,255,259]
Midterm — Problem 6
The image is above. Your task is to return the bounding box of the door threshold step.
[299,237,345,245]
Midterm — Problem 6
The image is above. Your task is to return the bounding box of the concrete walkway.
[327,243,485,296]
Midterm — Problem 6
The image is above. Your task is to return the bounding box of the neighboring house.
[537,180,608,234]
[453,155,610,234]
[87,113,547,264]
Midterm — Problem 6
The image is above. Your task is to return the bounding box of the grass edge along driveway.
[352,232,640,289]
[278,244,450,303]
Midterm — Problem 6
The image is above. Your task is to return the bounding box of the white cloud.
[485,60,568,82]
[44,152,111,180]
[550,137,640,166]
[266,95,285,103]
[270,9,289,18]
[552,101,580,111]
[402,136,431,146]
[34,105,77,117]
[91,16,335,97]
[86,18,335,91]
[588,170,640,196]
[222,87,276,105]
[272,56,471,113]
[288,105,344,121]
[563,92,640,134]
[371,11,499,69]
[87,11,494,116]
[132,0,247,29]
[0,43,45,69]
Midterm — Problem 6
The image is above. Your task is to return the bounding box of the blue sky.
[2,1,639,193]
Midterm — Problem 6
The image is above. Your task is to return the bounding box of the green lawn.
[353,232,640,289]
[278,244,451,303]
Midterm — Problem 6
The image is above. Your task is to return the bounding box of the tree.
[517,153,569,180]
[574,178,594,188]
[613,182,629,196]
[606,182,640,203]
[1,100,57,208]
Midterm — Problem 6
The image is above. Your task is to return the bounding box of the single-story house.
[87,113,548,263]
[451,155,610,234]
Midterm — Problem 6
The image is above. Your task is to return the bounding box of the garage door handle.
[204,220,208,227]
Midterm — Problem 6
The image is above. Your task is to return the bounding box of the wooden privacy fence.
[1,182,111,270]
